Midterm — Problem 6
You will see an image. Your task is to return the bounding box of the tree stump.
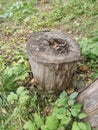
[77,79,98,129]
[26,31,80,91]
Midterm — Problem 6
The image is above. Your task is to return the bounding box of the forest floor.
[0,0,98,130]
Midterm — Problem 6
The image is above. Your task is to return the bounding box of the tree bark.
[26,31,80,91]
[77,78,98,129]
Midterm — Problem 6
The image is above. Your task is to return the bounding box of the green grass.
[1,0,98,35]
[0,0,98,129]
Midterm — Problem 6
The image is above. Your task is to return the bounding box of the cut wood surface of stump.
[26,31,80,91]
[77,79,98,129]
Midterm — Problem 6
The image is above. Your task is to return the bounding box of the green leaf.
[54,107,66,114]
[92,72,98,79]
[21,90,29,96]
[34,113,43,128]
[41,125,48,130]
[59,91,67,99]
[78,113,87,119]
[70,92,78,99]
[24,120,36,130]
[7,92,17,104]
[46,115,59,130]
[54,107,66,119]
[72,121,80,130]
[78,122,87,130]
[70,108,78,117]
[19,94,29,105]
[66,110,71,116]
[56,114,65,119]
[57,126,65,130]
[72,103,82,109]
[68,99,75,105]
[16,86,25,95]
[55,98,68,107]
[85,122,91,130]
[61,116,71,126]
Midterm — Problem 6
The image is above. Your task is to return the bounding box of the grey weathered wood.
[26,31,80,91]
[77,79,98,129]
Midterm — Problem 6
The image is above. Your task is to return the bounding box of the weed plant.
[0,88,91,130]
[0,0,98,129]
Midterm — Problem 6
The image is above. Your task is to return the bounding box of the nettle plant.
[4,86,30,127]
[1,1,38,21]
[79,38,98,60]
[1,63,30,91]
[79,37,98,79]
[24,91,91,130]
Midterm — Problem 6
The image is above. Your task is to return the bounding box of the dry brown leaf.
[52,42,58,49]
[1,108,7,114]
[67,86,74,94]
[30,78,38,85]
[79,65,88,71]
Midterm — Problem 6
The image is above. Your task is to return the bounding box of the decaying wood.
[77,79,98,128]
[26,31,80,91]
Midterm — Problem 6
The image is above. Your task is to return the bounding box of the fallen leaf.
[1,108,7,114]
[79,65,88,71]
[31,78,38,85]
[67,87,74,94]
